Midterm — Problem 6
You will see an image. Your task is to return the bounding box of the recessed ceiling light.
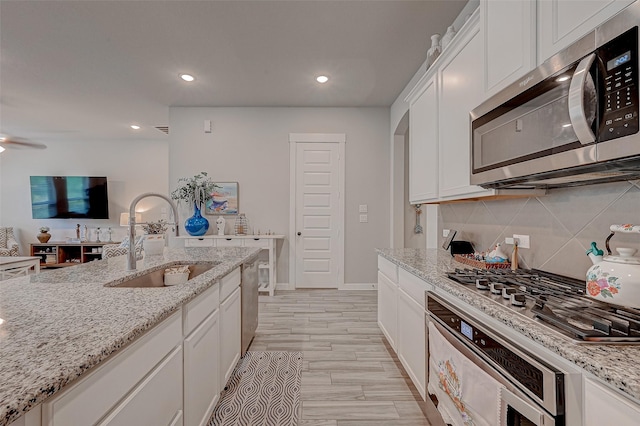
[0,146,5,153]
[180,73,195,82]
[562,123,572,128]
[316,75,329,84]
[130,125,141,130]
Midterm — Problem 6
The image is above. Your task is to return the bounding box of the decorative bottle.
[234,214,249,235]
[426,34,441,69]
[441,26,457,51]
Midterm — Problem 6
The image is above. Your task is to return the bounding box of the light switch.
[204,120,212,133]
[359,204,368,213]
[359,214,368,223]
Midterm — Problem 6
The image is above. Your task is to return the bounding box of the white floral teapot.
[586,224,640,308]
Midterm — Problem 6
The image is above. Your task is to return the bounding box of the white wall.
[169,107,390,285]
[1,140,169,252]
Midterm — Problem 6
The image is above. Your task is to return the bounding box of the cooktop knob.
[490,283,505,295]
[476,278,490,290]
[510,293,527,306]
[502,287,518,299]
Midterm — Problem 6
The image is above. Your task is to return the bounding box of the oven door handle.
[501,387,547,425]
[568,53,597,144]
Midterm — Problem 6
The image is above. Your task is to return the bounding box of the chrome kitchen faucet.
[127,193,179,271]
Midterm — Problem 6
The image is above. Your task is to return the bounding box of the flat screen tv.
[30,176,109,219]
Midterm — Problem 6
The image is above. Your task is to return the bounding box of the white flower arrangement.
[170,171,220,208]
[141,220,168,235]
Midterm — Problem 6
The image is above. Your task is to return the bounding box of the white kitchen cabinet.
[438,15,491,201]
[408,74,438,203]
[42,311,182,426]
[98,346,183,426]
[220,286,241,390]
[377,270,398,350]
[184,310,221,426]
[396,288,426,400]
[584,377,640,426]
[482,0,536,96]
[538,0,635,64]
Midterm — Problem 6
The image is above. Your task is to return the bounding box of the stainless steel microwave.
[471,6,640,189]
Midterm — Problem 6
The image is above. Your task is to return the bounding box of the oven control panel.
[599,26,639,142]
[428,295,548,401]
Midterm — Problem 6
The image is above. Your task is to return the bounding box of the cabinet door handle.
[297,232,302,236]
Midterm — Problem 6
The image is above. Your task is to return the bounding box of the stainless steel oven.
[426,292,565,426]
[470,4,640,189]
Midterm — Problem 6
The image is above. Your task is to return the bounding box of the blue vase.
[184,203,209,236]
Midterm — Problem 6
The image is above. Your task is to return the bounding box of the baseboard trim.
[281,283,378,291]
[339,282,377,290]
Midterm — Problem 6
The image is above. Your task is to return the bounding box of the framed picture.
[205,182,239,215]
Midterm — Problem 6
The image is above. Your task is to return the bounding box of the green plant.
[141,220,168,235]
[170,171,220,207]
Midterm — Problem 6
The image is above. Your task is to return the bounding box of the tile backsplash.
[438,180,640,280]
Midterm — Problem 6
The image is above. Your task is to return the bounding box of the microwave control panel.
[599,26,639,142]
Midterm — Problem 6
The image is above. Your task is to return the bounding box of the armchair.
[0,227,19,256]
[102,236,143,260]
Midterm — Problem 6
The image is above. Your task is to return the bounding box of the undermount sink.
[106,262,218,288]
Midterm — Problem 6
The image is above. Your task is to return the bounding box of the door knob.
[297,232,302,236]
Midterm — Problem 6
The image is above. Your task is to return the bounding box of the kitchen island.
[377,248,640,423]
[0,246,260,426]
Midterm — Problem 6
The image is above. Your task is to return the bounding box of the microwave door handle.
[568,53,597,144]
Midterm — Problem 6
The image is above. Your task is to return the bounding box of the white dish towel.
[428,321,503,426]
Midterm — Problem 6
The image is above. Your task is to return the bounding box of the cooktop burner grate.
[447,268,640,342]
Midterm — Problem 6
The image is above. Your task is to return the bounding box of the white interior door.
[290,134,344,289]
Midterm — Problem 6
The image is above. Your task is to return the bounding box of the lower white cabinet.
[377,255,427,400]
[98,346,184,426]
[396,288,426,399]
[35,266,244,426]
[220,286,241,390]
[584,377,640,426]
[377,271,398,350]
[42,311,183,426]
[184,310,221,426]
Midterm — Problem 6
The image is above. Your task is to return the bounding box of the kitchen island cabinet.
[1,247,258,426]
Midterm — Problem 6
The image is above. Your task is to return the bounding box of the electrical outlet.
[359,204,368,213]
[513,234,530,249]
[359,214,368,223]
[443,229,450,237]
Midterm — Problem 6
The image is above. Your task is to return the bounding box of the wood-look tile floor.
[249,289,445,426]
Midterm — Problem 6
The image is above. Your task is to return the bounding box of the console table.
[179,235,284,296]
[0,256,40,280]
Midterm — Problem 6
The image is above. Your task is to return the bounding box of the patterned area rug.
[209,351,303,426]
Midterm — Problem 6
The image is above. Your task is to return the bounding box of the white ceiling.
[0,0,466,143]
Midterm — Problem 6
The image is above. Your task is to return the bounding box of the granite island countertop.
[0,246,260,426]
[377,248,640,403]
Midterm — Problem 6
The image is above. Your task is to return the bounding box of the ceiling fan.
[0,134,47,152]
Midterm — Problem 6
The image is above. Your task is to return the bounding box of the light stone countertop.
[377,248,640,403]
[0,246,260,426]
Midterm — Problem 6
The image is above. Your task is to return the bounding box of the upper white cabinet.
[538,0,636,63]
[482,0,536,96]
[584,377,640,426]
[408,75,439,203]
[438,15,490,200]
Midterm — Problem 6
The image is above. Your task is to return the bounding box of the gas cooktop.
[447,268,640,343]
